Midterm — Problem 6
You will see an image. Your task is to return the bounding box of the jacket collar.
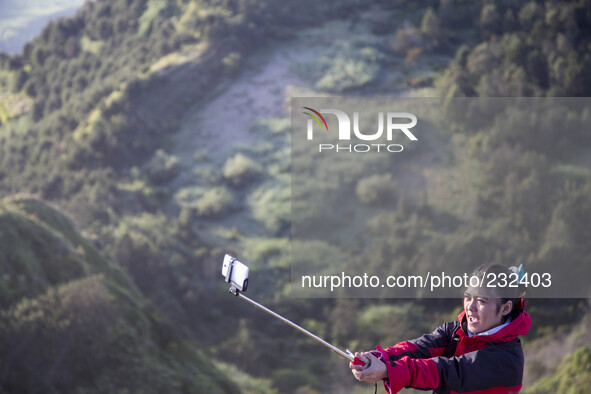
[457,310,531,343]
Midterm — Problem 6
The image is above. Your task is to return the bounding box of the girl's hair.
[470,263,527,321]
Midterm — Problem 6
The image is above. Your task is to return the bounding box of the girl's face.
[463,285,512,334]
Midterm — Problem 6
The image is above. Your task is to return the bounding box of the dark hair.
[469,263,526,322]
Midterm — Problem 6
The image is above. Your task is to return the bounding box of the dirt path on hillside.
[165,23,346,232]
[181,45,301,154]
[167,20,450,242]
[171,20,371,165]
[173,39,300,164]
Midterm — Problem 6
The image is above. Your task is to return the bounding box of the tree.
[421,7,442,50]
[479,4,501,38]
[12,70,27,92]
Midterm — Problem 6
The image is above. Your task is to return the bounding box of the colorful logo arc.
[302,107,328,131]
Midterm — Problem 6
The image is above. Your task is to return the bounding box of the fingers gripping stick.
[347,349,366,366]
[352,358,365,366]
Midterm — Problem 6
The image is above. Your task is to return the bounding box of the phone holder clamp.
[229,285,240,297]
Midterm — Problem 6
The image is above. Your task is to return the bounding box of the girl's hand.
[350,352,387,383]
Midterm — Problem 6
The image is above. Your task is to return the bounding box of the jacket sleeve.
[369,322,456,393]
[431,340,524,393]
[376,339,524,393]
[380,321,457,361]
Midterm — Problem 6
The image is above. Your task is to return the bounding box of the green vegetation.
[1,0,591,392]
[356,173,397,206]
[525,345,591,393]
[437,1,591,97]
[249,179,290,234]
[0,196,237,393]
[223,153,263,187]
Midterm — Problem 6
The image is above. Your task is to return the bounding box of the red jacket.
[373,310,531,393]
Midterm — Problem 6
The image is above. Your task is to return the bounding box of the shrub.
[12,70,28,92]
[390,22,422,55]
[293,37,383,93]
[196,187,234,218]
[479,4,501,38]
[525,346,591,393]
[240,237,290,269]
[175,186,205,209]
[315,46,382,92]
[175,185,234,218]
[249,181,290,234]
[355,173,396,205]
[421,7,443,50]
[272,369,317,394]
[356,303,426,348]
[213,361,279,394]
[222,52,242,75]
[143,149,181,185]
[223,153,262,187]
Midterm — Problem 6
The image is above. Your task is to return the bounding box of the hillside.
[0,196,236,393]
[0,0,591,393]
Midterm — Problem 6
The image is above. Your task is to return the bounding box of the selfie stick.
[229,286,364,365]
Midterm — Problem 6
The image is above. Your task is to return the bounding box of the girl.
[350,264,531,393]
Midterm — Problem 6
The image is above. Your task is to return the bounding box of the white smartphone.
[222,254,249,292]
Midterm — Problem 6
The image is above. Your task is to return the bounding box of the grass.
[149,41,209,73]
[0,92,32,125]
